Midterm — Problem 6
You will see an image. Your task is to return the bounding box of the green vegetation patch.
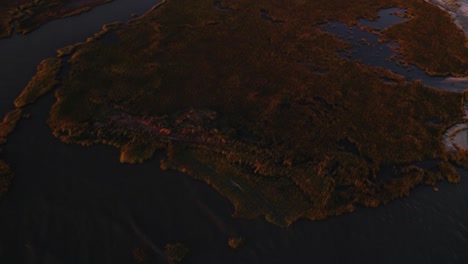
[42,0,468,226]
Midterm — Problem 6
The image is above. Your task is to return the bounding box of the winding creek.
[0,2,467,264]
[320,8,468,92]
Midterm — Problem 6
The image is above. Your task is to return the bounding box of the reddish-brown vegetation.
[14,0,468,226]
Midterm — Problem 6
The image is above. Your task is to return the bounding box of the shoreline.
[0,0,114,39]
[0,0,468,262]
[425,0,468,34]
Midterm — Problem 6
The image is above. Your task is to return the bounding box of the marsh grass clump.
[165,243,189,263]
[119,139,157,164]
[228,237,243,249]
[14,57,61,108]
[0,109,22,144]
[449,147,468,170]
[132,247,148,263]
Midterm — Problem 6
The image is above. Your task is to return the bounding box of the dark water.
[0,4,467,264]
[0,0,159,118]
[359,8,409,30]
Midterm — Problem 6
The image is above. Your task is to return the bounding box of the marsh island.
[3,0,468,227]
[10,0,466,226]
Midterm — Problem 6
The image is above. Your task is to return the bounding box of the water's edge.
[0,2,467,264]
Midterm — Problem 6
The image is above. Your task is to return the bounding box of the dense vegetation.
[41,0,468,225]
[7,0,468,225]
[383,1,468,76]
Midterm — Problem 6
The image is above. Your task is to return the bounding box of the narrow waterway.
[0,3,467,264]
[320,8,468,92]
[0,0,159,117]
